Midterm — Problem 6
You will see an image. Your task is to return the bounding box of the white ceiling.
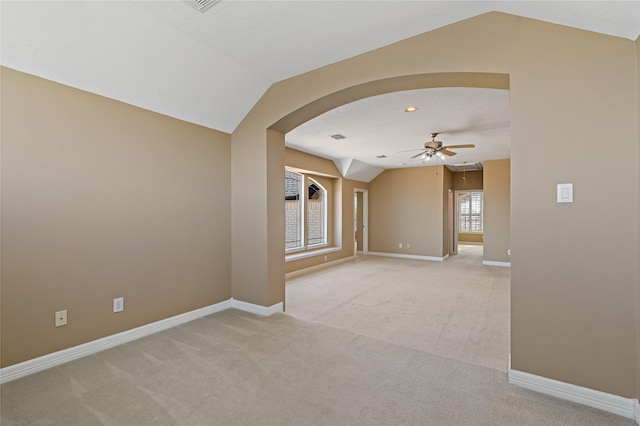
[2,1,639,180]
[286,87,510,181]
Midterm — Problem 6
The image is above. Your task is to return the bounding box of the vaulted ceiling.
[2,1,639,181]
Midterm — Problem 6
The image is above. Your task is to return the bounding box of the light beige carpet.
[286,245,510,371]
[1,309,633,425]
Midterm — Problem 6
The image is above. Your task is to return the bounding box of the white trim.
[230,298,283,316]
[483,260,511,267]
[0,300,232,384]
[367,251,447,262]
[285,246,342,262]
[508,369,636,419]
[285,255,356,279]
[635,399,639,424]
[0,298,287,384]
[354,188,369,255]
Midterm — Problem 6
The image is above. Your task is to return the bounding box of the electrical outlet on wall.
[407,243,411,249]
[55,310,67,327]
[399,243,403,249]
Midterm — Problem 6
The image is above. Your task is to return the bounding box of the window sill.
[285,246,342,262]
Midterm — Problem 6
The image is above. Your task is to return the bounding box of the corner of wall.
[635,34,640,404]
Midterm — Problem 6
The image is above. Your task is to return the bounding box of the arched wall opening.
[230,12,638,399]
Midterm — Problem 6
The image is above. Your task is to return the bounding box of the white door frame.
[449,189,457,255]
[354,188,369,255]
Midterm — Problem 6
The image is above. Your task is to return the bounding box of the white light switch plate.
[557,183,573,203]
[113,297,124,313]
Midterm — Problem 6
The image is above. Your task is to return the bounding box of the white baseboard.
[285,255,356,279]
[508,369,636,420]
[483,260,511,267]
[0,299,232,385]
[367,251,446,262]
[230,298,283,316]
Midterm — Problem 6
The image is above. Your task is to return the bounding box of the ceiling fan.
[410,133,475,162]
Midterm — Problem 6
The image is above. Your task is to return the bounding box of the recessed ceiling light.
[405,107,419,112]
[330,134,346,140]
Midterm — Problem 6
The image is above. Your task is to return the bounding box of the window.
[458,191,483,233]
[307,178,326,246]
[285,171,328,251]
[285,171,303,250]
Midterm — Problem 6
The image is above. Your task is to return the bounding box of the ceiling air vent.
[184,0,221,13]
[330,134,346,140]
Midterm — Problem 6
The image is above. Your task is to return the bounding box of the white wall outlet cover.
[557,183,573,203]
[55,310,67,327]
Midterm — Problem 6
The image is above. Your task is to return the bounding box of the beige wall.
[267,130,285,306]
[636,35,640,401]
[232,13,638,398]
[1,67,231,367]
[369,166,444,257]
[284,148,367,274]
[483,159,510,263]
[459,233,483,243]
[285,148,341,177]
[452,170,483,190]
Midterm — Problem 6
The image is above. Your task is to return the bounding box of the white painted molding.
[0,300,232,384]
[367,251,446,262]
[285,256,356,279]
[635,399,639,425]
[508,369,636,419]
[230,298,283,316]
[483,260,511,267]
[285,246,342,262]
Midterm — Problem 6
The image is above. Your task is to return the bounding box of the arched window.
[285,171,328,251]
[307,178,326,246]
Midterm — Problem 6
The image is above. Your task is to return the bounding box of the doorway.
[354,188,368,255]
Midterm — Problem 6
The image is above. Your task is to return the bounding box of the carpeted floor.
[287,245,510,371]
[1,247,634,425]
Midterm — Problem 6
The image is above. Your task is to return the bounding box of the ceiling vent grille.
[184,0,221,13]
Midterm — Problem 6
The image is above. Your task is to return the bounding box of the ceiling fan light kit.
[410,132,475,162]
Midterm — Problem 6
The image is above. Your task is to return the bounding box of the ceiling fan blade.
[440,149,457,156]
[410,151,428,159]
[397,148,427,153]
[443,144,475,149]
